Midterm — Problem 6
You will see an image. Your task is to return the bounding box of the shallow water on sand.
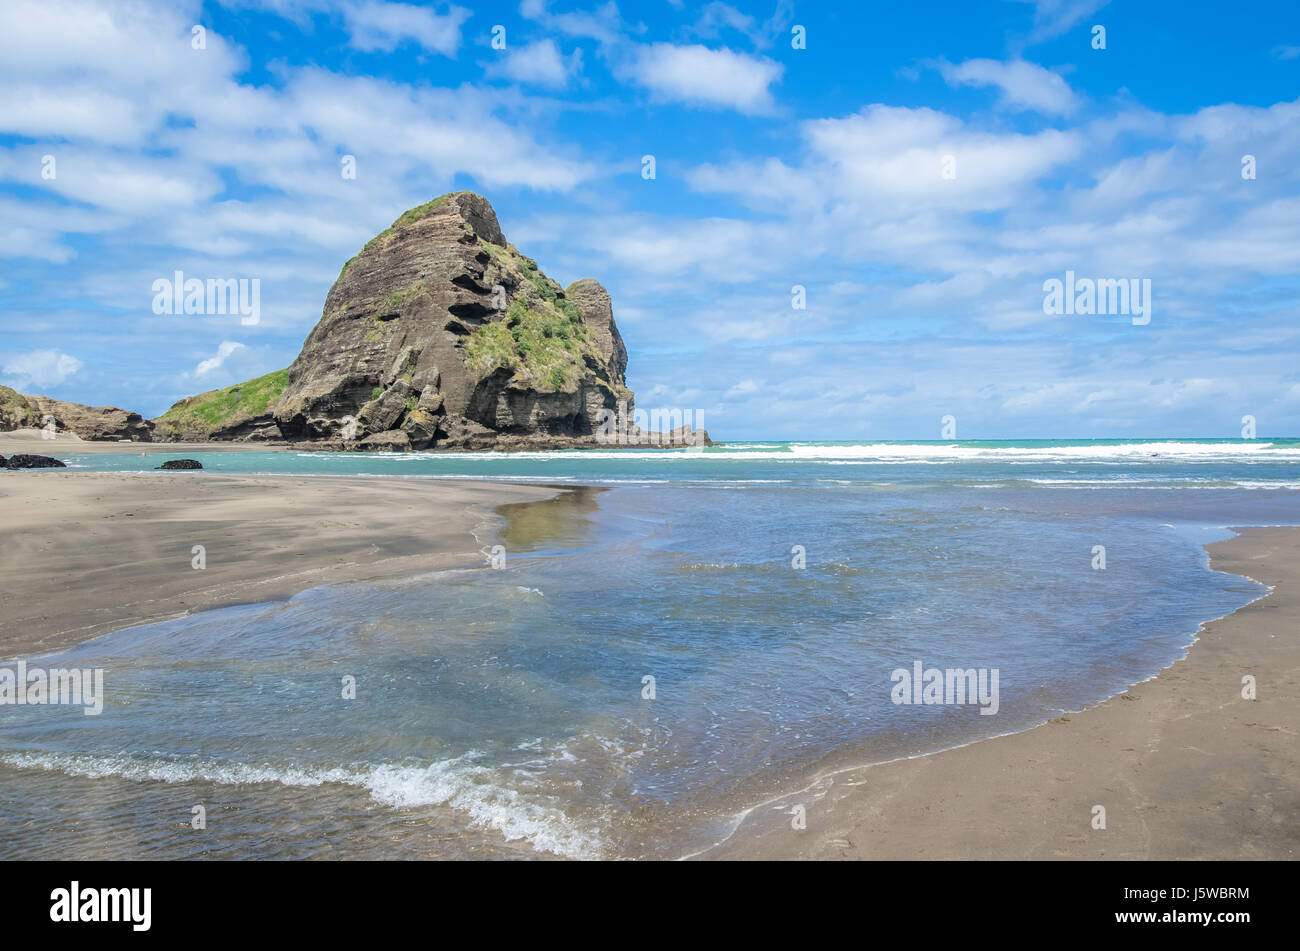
[3,443,1297,858]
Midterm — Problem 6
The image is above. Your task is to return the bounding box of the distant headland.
[0,192,709,452]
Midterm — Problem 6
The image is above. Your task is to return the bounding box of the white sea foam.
[781,441,1300,462]
[0,750,601,859]
[1003,477,1300,489]
[295,441,1300,465]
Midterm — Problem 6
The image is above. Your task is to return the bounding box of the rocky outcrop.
[156,459,203,469]
[2,453,67,469]
[0,386,153,441]
[6,192,710,452]
[272,191,640,450]
[566,278,627,378]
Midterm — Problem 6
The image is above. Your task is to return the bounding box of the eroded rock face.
[566,279,627,379]
[272,191,634,450]
[0,386,153,441]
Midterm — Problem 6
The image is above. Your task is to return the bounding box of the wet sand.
[0,470,558,659]
[3,466,1296,860]
[0,429,278,454]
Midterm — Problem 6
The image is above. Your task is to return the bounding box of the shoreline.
[0,431,710,456]
[698,525,1300,860]
[0,431,287,455]
[3,469,1296,860]
[0,470,563,659]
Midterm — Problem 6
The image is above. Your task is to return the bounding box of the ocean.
[2,439,1297,859]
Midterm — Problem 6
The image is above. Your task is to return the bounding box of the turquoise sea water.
[1,439,1297,858]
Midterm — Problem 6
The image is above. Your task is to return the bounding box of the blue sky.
[1,0,1298,440]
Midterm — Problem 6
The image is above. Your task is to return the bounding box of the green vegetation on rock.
[271,189,633,448]
[555,296,582,323]
[0,385,35,429]
[390,194,452,230]
[480,240,511,264]
[525,269,560,306]
[153,369,289,437]
[479,237,581,323]
[379,281,425,315]
[464,299,592,390]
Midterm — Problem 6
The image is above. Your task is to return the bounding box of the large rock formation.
[272,191,636,450]
[0,386,153,441]
[7,192,709,451]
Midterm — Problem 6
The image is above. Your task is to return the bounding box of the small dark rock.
[3,453,67,469]
[156,459,203,470]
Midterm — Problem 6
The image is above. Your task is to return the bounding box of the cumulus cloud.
[1012,0,1111,44]
[1,0,1296,436]
[486,39,582,88]
[519,0,627,46]
[938,58,1078,116]
[2,349,84,390]
[341,1,469,56]
[687,1,795,50]
[691,104,1081,220]
[0,0,247,146]
[194,341,247,377]
[620,44,783,114]
[0,0,597,336]
[724,378,763,398]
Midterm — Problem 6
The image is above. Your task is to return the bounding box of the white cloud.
[274,71,595,191]
[0,190,121,262]
[487,39,581,88]
[0,0,246,145]
[341,1,469,56]
[194,341,247,377]
[724,378,763,398]
[688,1,794,50]
[0,84,143,144]
[621,44,783,114]
[2,0,1296,436]
[519,0,627,46]
[5,149,221,216]
[1012,0,1111,44]
[2,349,84,390]
[548,214,795,284]
[938,59,1078,116]
[766,104,1079,213]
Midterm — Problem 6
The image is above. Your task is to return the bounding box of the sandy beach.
[0,429,281,454]
[0,470,558,659]
[2,467,1296,860]
[701,526,1300,860]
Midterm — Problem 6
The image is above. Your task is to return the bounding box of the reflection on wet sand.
[494,485,608,553]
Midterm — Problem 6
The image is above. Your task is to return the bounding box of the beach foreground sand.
[701,526,1300,860]
[0,471,557,659]
[2,470,1295,860]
